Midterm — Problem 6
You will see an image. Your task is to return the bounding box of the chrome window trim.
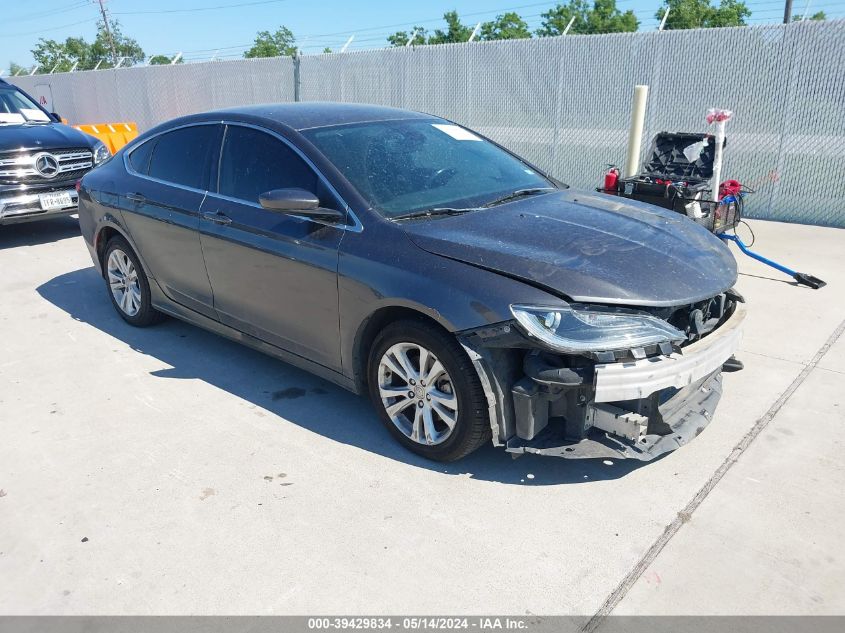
[122,119,363,233]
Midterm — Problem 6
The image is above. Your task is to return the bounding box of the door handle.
[126,192,146,203]
[201,210,233,226]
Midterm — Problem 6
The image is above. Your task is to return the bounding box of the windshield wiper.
[390,207,482,222]
[483,187,556,208]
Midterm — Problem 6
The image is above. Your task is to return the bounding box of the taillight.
[75,179,82,192]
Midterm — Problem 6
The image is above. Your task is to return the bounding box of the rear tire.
[368,319,490,462]
[103,236,164,327]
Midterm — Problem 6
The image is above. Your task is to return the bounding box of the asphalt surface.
[0,216,843,616]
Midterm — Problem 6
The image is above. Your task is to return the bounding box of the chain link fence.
[8,20,844,227]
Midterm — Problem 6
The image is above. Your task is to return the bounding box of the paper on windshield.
[21,108,50,122]
[0,113,26,124]
[431,123,481,141]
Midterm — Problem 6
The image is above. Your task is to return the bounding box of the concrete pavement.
[0,217,843,616]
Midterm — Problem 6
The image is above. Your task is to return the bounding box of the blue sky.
[3,0,843,72]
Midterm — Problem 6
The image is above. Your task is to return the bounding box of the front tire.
[103,236,163,327]
[368,319,490,462]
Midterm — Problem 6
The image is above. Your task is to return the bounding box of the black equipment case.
[604,132,739,234]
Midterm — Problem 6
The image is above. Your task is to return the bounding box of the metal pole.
[293,51,301,102]
[468,22,481,42]
[170,52,183,65]
[783,0,793,23]
[624,85,649,178]
[340,35,354,53]
[799,0,812,20]
[29,64,40,76]
[658,8,671,30]
[70,61,79,72]
[405,30,418,47]
[94,60,103,71]
[97,0,119,66]
[562,16,576,35]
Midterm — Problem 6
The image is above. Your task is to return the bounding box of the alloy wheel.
[107,248,142,317]
[377,342,459,446]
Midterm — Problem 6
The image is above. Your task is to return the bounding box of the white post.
[468,22,481,42]
[340,35,354,53]
[29,64,40,75]
[50,61,62,74]
[711,124,726,201]
[14,68,23,76]
[70,61,79,72]
[94,60,103,71]
[171,52,183,64]
[405,30,418,47]
[624,85,649,178]
[658,8,671,30]
[562,16,576,35]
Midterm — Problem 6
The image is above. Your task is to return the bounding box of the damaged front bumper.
[460,302,745,461]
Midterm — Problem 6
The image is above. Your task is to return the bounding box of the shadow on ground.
[37,266,655,485]
[0,216,81,249]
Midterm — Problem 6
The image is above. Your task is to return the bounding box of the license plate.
[39,191,74,211]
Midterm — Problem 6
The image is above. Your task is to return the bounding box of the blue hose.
[720,232,826,289]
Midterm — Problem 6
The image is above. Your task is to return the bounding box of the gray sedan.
[77,103,744,462]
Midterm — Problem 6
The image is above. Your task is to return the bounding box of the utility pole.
[97,0,118,66]
[783,0,793,23]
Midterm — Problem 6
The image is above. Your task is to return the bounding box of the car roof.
[207,101,438,131]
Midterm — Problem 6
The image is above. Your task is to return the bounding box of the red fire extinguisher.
[603,166,620,194]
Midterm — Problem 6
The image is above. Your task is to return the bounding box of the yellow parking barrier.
[73,122,139,154]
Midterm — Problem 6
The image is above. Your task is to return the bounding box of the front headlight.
[93,141,111,165]
[510,304,685,354]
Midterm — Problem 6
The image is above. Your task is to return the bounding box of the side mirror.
[259,188,344,223]
[50,112,62,123]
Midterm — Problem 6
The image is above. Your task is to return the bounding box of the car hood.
[0,123,96,152]
[401,189,737,307]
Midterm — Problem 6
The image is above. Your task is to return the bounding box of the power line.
[0,18,92,38]
[3,1,90,24]
[113,0,291,15]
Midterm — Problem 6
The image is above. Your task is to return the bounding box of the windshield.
[0,87,51,126]
[301,119,555,218]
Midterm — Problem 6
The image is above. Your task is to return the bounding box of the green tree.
[479,12,532,40]
[655,0,750,30]
[323,47,333,54]
[90,20,145,67]
[793,10,826,21]
[149,54,178,65]
[537,1,638,36]
[387,11,477,46]
[30,19,144,73]
[244,26,297,58]
[427,11,473,44]
[387,26,429,46]
[8,61,27,76]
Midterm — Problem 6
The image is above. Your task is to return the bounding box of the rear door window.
[147,124,219,190]
[127,139,156,175]
[218,125,318,204]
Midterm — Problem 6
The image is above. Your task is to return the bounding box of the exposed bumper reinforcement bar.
[593,302,745,402]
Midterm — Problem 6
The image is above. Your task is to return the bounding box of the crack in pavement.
[583,316,845,633]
